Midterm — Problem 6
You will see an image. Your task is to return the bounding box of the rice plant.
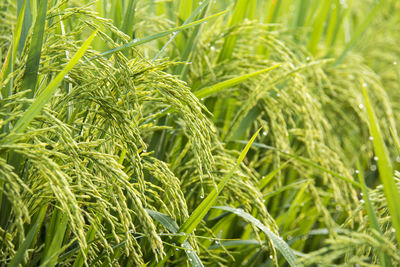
[1,0,400,266]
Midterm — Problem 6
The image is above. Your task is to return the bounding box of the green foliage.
[1,0,400,266]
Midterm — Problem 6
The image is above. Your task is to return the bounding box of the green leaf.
[153,0,211,63]
[212,206,298,267]
[0,44,12,97]
[208,239,260,250]
[71,225,97,267]
[177,129,261,241]
[9,205,47,267]
[178,0,193,22]
[361,81,400,247]
[17,0,32,55]
[218,0,250,62]
[146,209,204,267]
[41,211,69,267]
[21,0,48,99]
[258,161,290,190]
[175,1,212,78]
[356,165,392,267]
[5,30,97,142]
[1,0,26,98]
[390,128,400,155]
[234,140,361,188]
[194,64,281,99]
[99,10,228,58]
[263,179,310,200]
[307,0,330,54]
[333,1,385,66]
[121,0,137,37]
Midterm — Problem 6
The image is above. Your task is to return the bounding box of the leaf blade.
[178,129,261,241]
[212,206,298,267]
[99,10,228,58]
[7,30,97,140]
[194,64,281,99]
[21,0,48,99]
[146,209,204,267]
[361,82,400,246]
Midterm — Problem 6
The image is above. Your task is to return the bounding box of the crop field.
[1,0,400,266]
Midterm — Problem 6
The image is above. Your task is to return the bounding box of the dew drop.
[392,228,396,233]
[167,113,171,115]
[200,195,204,199]
[143,149,147,153]
[355,170,359,174]
[362,82,368,87]
[209,238,212,241]
[201,98,204,101]
[277,93,280,97]
[369,136,374,141]
[210,46,215,51]
[394,61,398,65]
[215,240,220,245]
[373,156,378,161]
[263,131,267,136]
[269,255,273,259]
[176,248,179,251]
[358,103,364,109]
[370,165,377,171]
[306,56,310,61]
[360,199,365,203]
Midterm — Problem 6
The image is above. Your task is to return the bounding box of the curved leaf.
[146,209,204,267]
[212,206,298,267]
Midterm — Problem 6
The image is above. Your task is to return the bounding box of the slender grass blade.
[362,82,400,246]
[218,0,249,62]
[195,64,281,99]
[177,129,261,241]
[357,166,392,267]
[146,209,204,267]
[6,31,97,141]
[9,205,47,267]
[212,206,298,267]
[99,10,227,58]
[21,0,48,99]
